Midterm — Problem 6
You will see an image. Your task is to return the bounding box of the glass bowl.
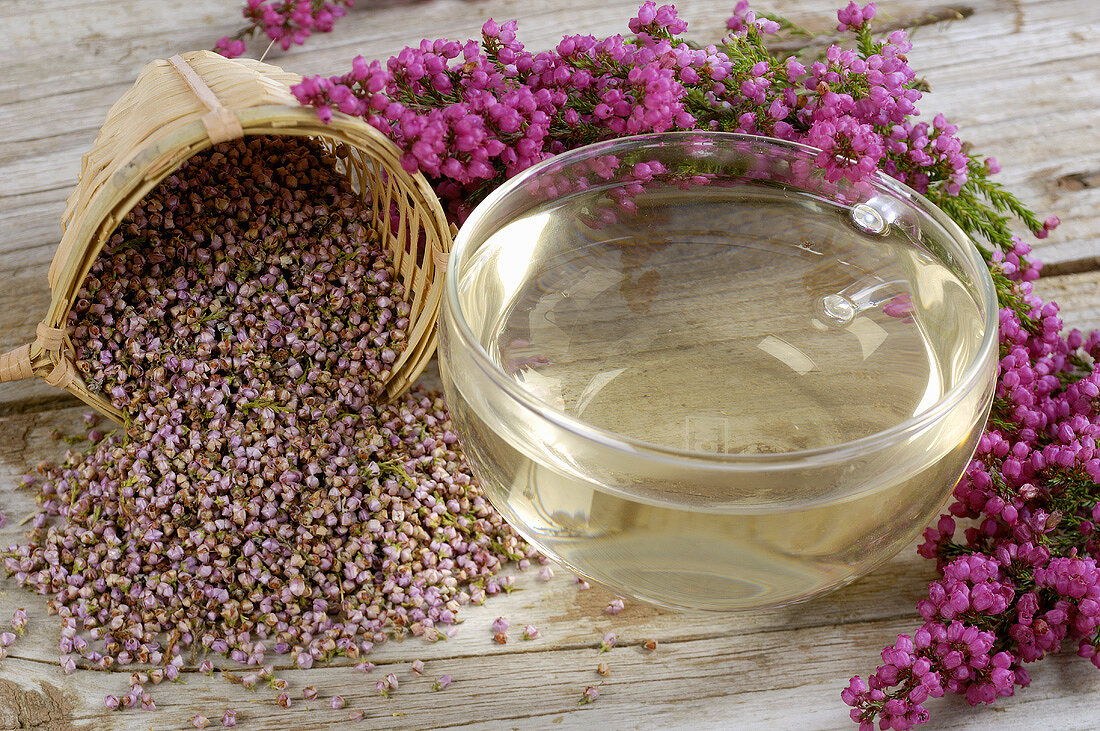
[438,132,998,611]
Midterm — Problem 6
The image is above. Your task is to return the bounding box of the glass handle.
[817,277,909,326]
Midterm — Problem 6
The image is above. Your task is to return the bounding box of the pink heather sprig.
[292,1,971,222]
[850,254,1099,727]
[216,0,353,58]
[836,0,876,32]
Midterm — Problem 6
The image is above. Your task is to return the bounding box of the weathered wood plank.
[0,0,1096,265]
[0,264,1097,728]
[0,588,1096,729]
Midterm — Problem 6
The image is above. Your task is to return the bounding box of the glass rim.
[444,131,1000,469]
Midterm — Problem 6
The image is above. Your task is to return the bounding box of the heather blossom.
[293,1,972,221]
[844,236,1100,728]
[216,0,353,58]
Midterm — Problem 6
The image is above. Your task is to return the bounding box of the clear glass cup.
[439,132,998,611]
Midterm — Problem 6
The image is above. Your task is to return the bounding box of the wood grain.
[0,0,1098,729]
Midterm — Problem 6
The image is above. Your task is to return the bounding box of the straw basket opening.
[0,51,452,423]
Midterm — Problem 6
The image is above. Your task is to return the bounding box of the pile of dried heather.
[5,136,527,711]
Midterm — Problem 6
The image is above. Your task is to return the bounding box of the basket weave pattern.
[0,51,452,421]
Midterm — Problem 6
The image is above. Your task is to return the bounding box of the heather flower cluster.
[291,1,971,222]
[7,137,528,710]
[216,0,353,58]
[844,229,1100,727]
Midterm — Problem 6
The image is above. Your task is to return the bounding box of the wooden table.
[1,0,1098,728]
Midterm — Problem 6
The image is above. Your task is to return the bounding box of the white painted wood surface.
[0,0,1098,728]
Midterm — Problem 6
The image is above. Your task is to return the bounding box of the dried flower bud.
[10,609,27,634]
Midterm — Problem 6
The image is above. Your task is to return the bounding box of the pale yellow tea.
[444,184,992,610]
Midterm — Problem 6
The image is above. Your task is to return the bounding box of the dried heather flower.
[276,694,291,709]
[191,715,209,729]
[599,633,617,652]
[605,598,625,615]
[221,709,237,727]
[432,675,452,691]
[522,625,540,640]
[597,662,610,676]
[9,132,526,711]
[331,695,346,709]
[581,685,601,704]
[302,686,317,700]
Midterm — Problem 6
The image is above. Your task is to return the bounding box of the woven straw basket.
[0,51,452,422]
